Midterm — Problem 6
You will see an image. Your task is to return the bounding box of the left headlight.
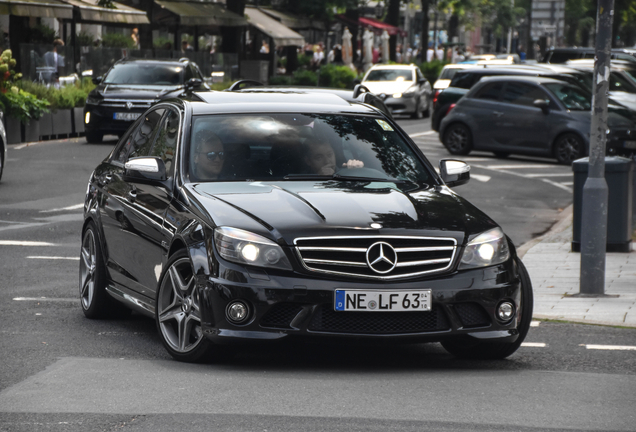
[458,228,510,270]
[86,94,102,105]
[402,85,418,97]
[214,227,292,271]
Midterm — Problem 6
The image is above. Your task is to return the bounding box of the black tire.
[554,133,585,165]
[493,152,510,158]
[411,98,424,119]
[85,131,103,144]
[0,144,4,182]
[441,259,534,360]
[443,123,473,156]
[156,250,214,363]
[80,222,129,318]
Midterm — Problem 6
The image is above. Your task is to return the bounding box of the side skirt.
[106,284,155,318]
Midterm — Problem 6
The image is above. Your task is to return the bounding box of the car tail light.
[433,90,441,107]
[446,103,456,115]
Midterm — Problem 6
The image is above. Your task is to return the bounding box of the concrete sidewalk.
[519,206,636,328]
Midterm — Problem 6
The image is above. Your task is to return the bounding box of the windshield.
[545,83,592,110]
[188,114,430,185]
[104,63,184,85]
[365,69,414,82]
[439,68,459,80]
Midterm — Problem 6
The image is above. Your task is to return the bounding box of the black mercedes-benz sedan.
[83,58,209,143]
[80,90,533,362]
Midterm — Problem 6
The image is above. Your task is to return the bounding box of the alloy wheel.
[555,134,583,165]
[157,257,204,353]
[80,229,97,310]
[445,124,471,155]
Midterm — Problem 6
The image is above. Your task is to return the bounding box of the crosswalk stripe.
[0,241,57,246]
[524,173,572,178]
[13,297,78,302]
[485,164,556,169]
[27,256,80,261]
[521,342,546,347]
[580,344,636,351]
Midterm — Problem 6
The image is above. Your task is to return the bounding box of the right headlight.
[86,93,102,105]
[214,227,292,271]
[458,227,510,269]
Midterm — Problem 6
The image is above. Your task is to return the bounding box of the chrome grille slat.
[294,235,457,280]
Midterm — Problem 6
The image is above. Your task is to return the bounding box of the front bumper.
[84,104,146,134]
[607,130,636,155]
[384,95,418,115]
[197,260,522,345]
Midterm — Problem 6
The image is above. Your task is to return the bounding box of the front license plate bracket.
[334,289,432,312]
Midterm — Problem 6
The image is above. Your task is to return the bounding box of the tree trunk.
[386,0,400,62]
[220,0,246,53]
[448,13,459,41]
[421,0,430,61]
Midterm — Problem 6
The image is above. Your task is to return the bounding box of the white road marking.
[485,164,556,169]
[561,182,573,186]
[461,157,493,161]
[409,131,437,137]
[541,178,573,193]
[524,173,572,178]
[40,204,84,213]
[521,342,546,347]
[13,297,78,302]
[580,344,636,351]
[0,241,57,246]
[26,256,80,261]
[471,174,491,182]
[530,321,541,327]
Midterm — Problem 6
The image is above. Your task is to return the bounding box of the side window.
[501,83,549,106]
[451,73,476,89]
[474,82,503,100]
[184,64,194,82]
[113,108,165,164]
[149,108,180,176]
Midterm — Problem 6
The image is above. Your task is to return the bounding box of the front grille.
[295,236,457,280]
[260,303,304,329]
[101,99,156,109]
[308,304,449,334]
[454,303,491,328]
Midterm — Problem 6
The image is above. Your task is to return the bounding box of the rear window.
[104,63,184,85]
[548,51,584,63]
[450,72,478,89]
[439,68,459,80]
[473,82,503,100]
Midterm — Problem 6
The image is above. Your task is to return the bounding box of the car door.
[459,81,504,149]
[99,107,167,297]
[489,82,553,154]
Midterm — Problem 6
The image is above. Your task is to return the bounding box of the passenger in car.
[192,131,225,180]
[303,139,364,175]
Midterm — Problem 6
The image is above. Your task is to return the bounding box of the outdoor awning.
[154,1,246,27]
[0,0,73,19]
[62,0,149,24]
[244,6,305,47]
[337,15,407,37]
[258,7,324,31]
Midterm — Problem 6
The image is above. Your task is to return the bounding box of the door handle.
[493,111,504,117]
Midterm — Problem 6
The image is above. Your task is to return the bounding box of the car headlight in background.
[86,94,102,105]
[458,227,510,269]
[402,85,418,97]
[214,227,292,270]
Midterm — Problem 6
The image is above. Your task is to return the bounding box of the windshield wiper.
[284,173,410,183]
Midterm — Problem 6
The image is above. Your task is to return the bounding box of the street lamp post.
[579,0,614,296]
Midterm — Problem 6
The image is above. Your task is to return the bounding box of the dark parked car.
[83,58,209,143]
[431,65,587,131]
[542,47,636,64]
[80,90,533,362]
[439,76,636,164]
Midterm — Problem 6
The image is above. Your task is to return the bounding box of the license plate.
[624,140,636,149]
[334,289,432,312]
[113,112,141,121]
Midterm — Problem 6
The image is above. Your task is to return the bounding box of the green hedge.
[266,64,357,89]
[415,60,449,85]
[18,78,96,111]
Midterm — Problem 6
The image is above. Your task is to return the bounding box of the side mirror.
[124,157,167,182]
[439,159,470,187]
[185,77,202,90]
[353,84,371,98]
[92,76,103,85]
[533,99,550,113]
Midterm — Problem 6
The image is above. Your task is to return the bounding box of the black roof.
[191,91,379,115]
[477,75,571,85]
[114,58,194,66]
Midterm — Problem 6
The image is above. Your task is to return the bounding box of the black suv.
[84,58,209,143]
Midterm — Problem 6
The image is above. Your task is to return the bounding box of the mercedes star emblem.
[126,101,133,110]
[366,241,398,274]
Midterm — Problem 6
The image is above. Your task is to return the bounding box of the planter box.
[4,115,22,144]
[73,107,85,134]
[39,112,53,138]
[51,109,72,136]
[22,118,41,143]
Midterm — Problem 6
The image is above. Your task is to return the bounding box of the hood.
[96,84,183,99]
[362,81,416,95]
[187,181,498,246]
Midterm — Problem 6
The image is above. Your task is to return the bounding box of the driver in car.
[303,139,364,175]
[192,131,225,180]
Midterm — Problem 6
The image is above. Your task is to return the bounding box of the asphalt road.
[1,133,634,432]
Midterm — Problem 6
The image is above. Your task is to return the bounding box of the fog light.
[497,301,515,322]
[85,112,90,124]
[226,301,249,324]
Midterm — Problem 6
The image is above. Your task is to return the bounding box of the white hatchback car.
[360,64,433,118]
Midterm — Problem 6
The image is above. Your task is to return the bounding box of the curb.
[516,204,573,258]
